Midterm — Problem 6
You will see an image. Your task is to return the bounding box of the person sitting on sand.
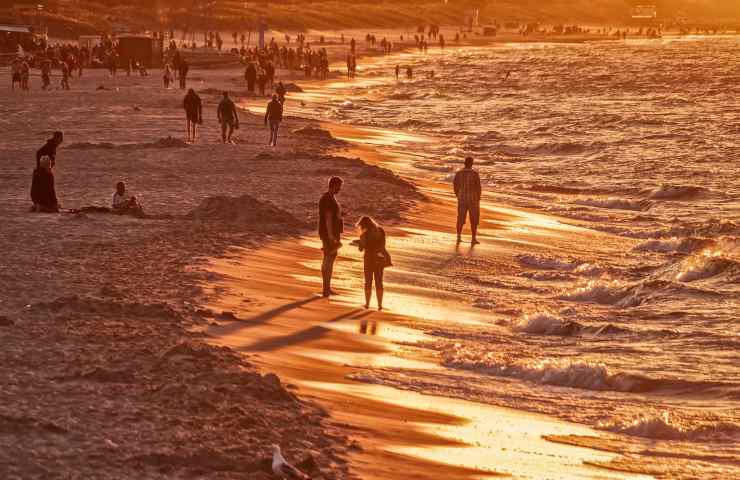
[264,94,283,147]
[31,156,59,213]
[453,156,482,245]
[183,89,202,144]
[319,176,344,297]
[217,91,239,144]
[356,216,391,311]
[112,181,145,217]
[37,131,63,168]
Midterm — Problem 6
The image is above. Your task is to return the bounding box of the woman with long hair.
[356,216,391,310]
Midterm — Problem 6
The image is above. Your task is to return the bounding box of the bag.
[376,249,393,268]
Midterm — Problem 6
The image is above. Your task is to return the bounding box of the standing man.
[37,131,64,168]
[183,89,202,144]
[264,94,283,146]
[178,58,189,89]
[453,156,482,245]
[318,177,344,297]
[217,91,239,144]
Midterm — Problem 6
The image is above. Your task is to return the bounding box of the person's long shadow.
[243,309,374,352]
[209,295,322,336]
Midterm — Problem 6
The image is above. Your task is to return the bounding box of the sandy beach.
[2,26,738,479]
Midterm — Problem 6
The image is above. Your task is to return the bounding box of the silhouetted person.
[275,81,287,104]
[264,94,283,146]
[245,62,257,92]
[217,91,239,144]
[395,64,400,79]
[37,131,63,168]
[112,181,145,217]
[454,156,482,244]
[31,156,59,213]
[357,216,391,310]
[178,58,189,89]
[183,89,202,143]
[319,177,344,297]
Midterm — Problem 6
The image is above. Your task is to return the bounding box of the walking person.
[318,177,344,297]
[217,91,239,144]
[356,216,391,311]
[178,58,189,89]
[453,156,482,245]
[183,88,202,144]
[264,94,283,146]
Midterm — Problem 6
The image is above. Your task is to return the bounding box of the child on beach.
[112,181,145,217]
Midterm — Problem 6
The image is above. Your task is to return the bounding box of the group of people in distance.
[317,156,482,310]
[182,89,285,145]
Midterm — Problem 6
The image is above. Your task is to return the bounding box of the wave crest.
[601,413,740,442]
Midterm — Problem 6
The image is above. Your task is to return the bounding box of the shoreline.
[201,119,654,479]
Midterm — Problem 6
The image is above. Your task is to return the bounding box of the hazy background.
[2,0,740,38]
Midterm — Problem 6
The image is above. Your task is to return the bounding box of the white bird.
[271,445,311,480]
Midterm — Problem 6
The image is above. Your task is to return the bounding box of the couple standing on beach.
[319,176,390,310]
[318,157,481,309]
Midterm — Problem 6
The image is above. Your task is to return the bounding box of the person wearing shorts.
[453,156,482,245]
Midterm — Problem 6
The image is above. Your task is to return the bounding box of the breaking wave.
[601,413,740,442]
[576,197,652,211]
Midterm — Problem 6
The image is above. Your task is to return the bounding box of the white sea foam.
[512,312,581,335]
[601,412,740,442]
[517,254,580,271]
[558,280,640,307]
[576,197,651,211]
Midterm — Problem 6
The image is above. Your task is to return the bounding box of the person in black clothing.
[245,62,257,93]
[183,89,202,143]
[31,156,59,213]
[217,91,239,144]
[264,94,283,146]
[356,216,390,310]
[275,81,287,104]
[36,131,64,168]
[178,58,189,89]
[318,177,343,297]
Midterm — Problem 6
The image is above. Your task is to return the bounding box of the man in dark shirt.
[31,156,59,213]
[217,91,239,144]
[453,156,482,245]
[264,94,283,146]
[318,176,343,297]
[36,131,63,168]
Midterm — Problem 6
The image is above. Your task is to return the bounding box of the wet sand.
[203,122,653,479]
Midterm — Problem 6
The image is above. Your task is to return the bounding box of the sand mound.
[291,125,335,139]
[356,164,417,189]
[67,136,188,150]
[283,82,303,92]
[186,194,309,232]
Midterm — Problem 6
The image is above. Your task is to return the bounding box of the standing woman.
[357,216,391,310]
[183,89,202,144]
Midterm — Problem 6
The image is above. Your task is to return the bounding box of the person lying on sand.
[30,156,59,213]
[112,181,145,217]
[319,176,344,297]
[217,91,239,144]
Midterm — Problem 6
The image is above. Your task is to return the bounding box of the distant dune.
[3,0,739,38]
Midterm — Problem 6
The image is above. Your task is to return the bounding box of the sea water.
[301,36,740,478]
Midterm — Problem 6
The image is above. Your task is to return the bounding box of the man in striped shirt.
[453,156,482,245]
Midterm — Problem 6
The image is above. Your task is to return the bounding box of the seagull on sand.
[272,445,311,480]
